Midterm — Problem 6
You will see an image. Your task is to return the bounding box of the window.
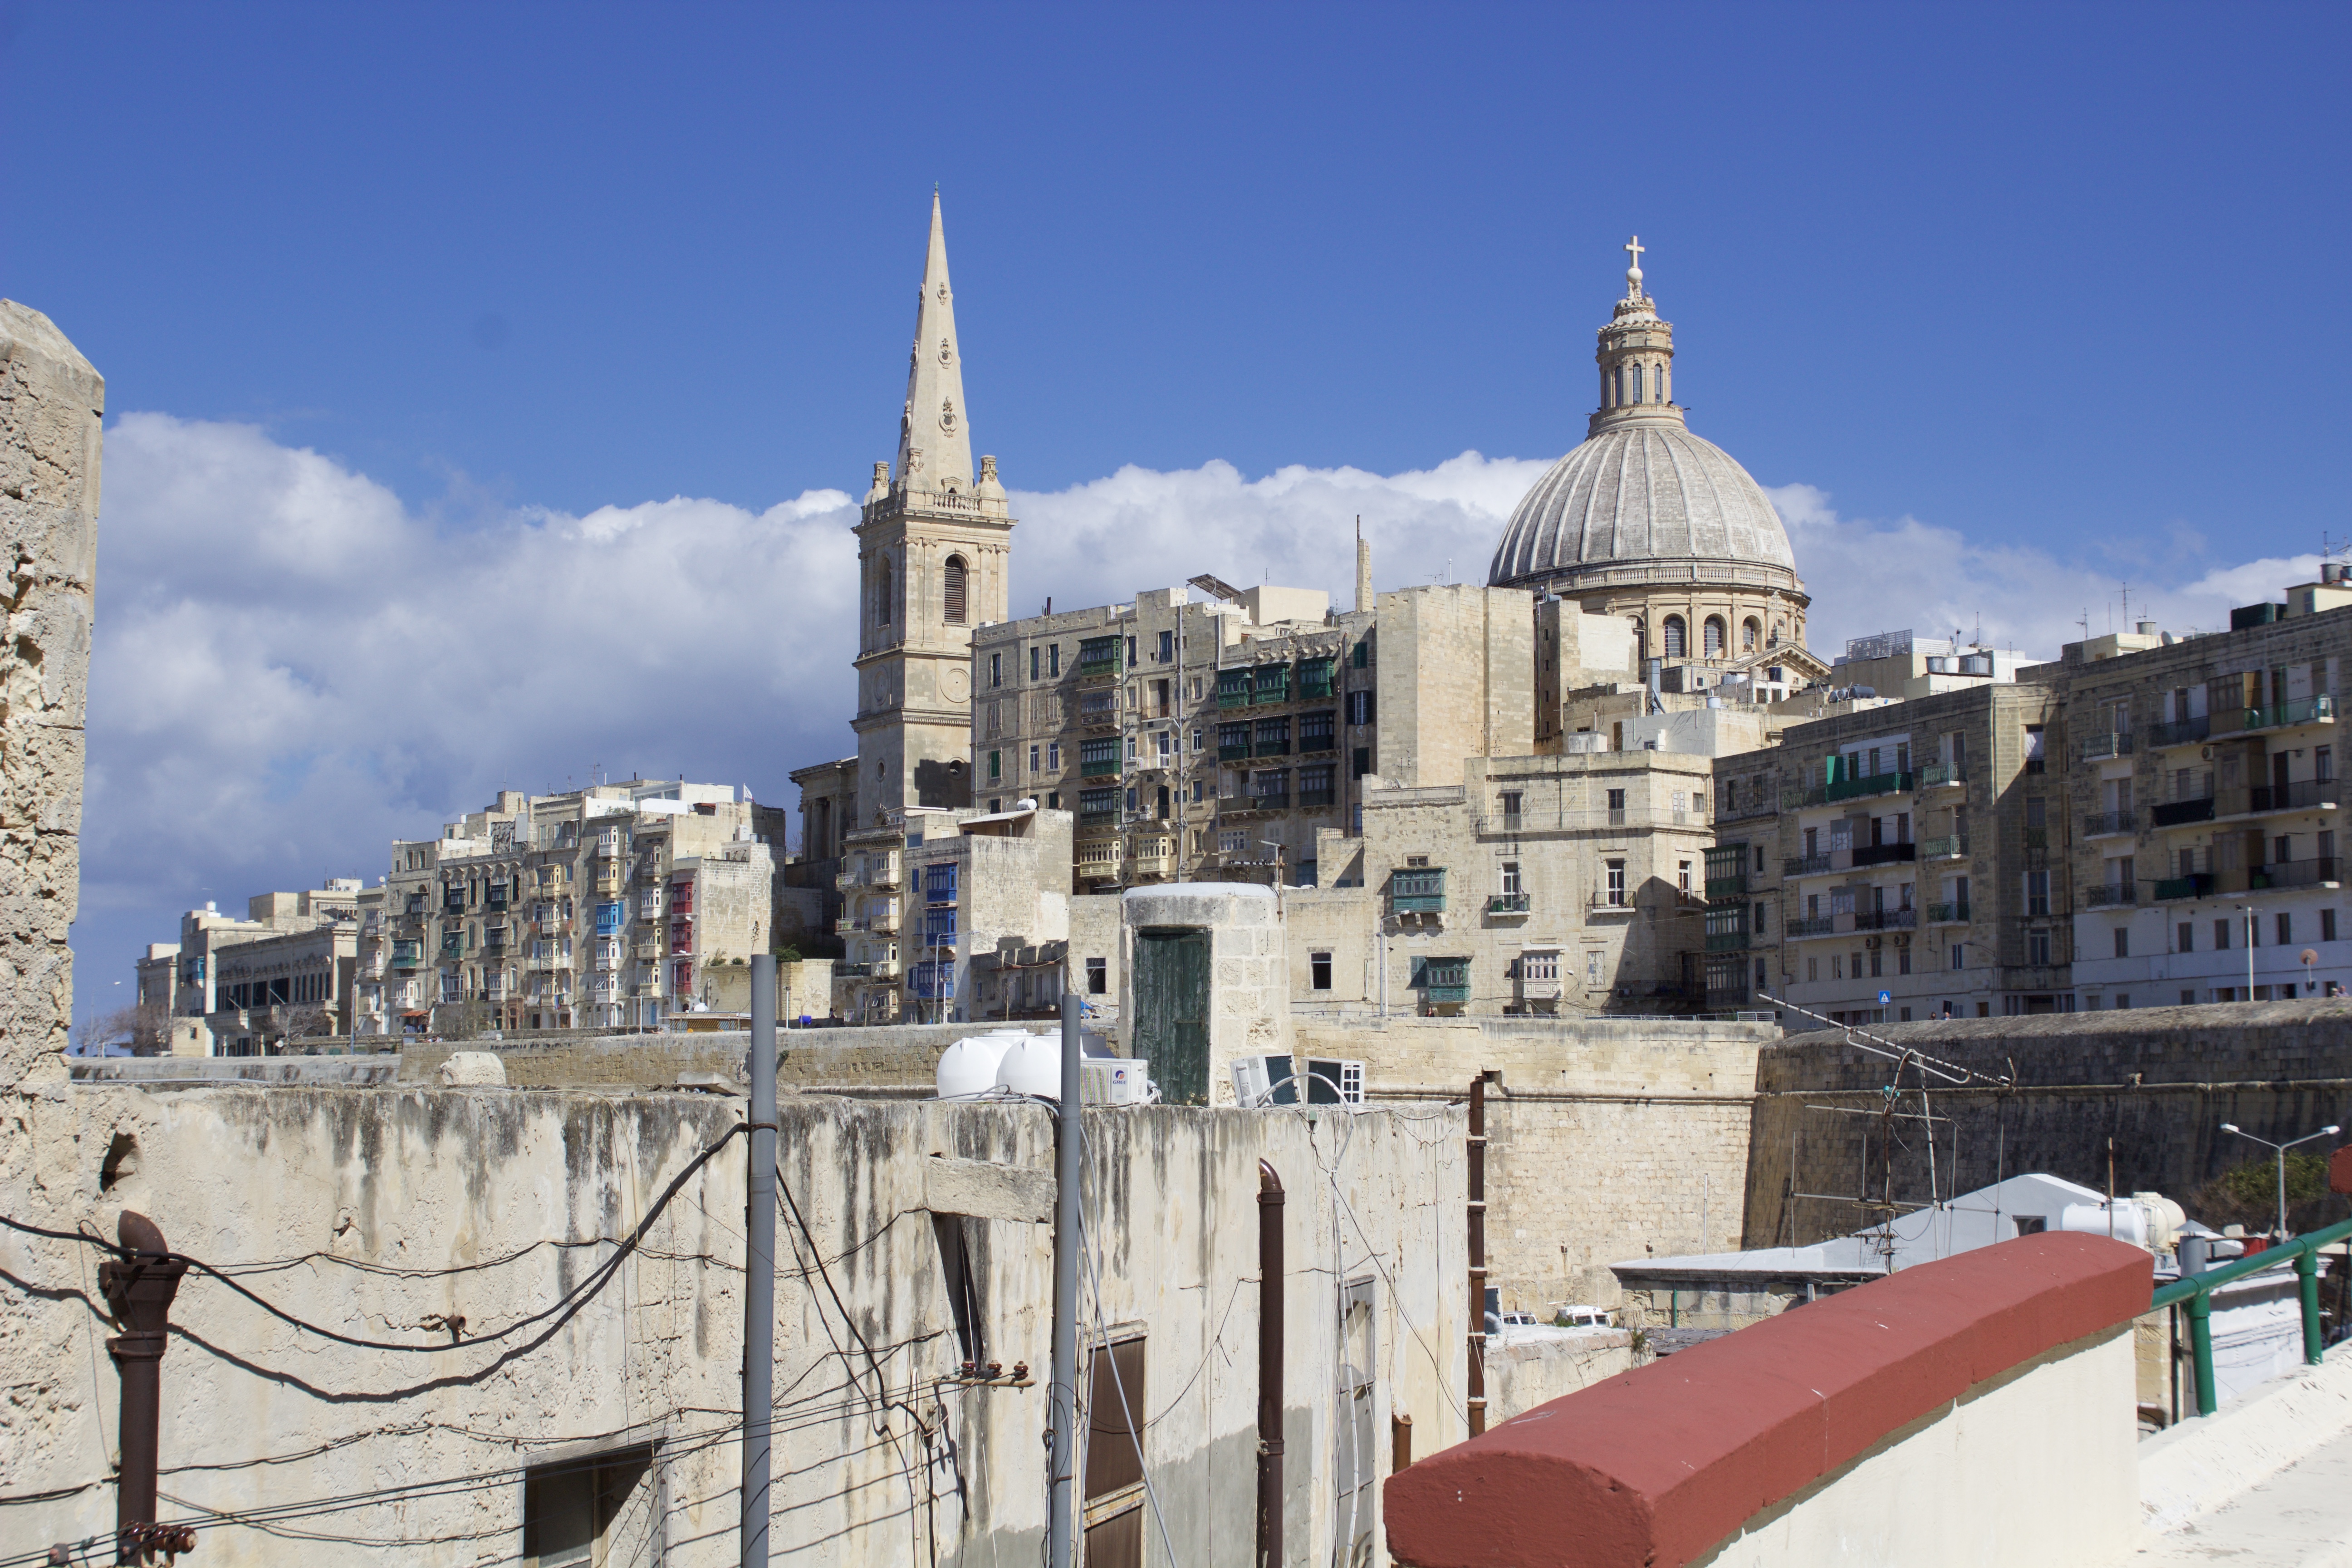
[1030,646,1040,681]
[2321,746,2335,783]
[1702,616,1725,658]
[1651,363,1664,402]
[2215,918,2231,951]
[1049,644,1061,677]
[1742,617,1760,653]
[1662,616,1687,657]
[1808,957,1820,982]
[1678,859,1692,894]
[875,556,893,626]
[989,652,1002,689]
[1500,860,1522,896]
[1029,744,1040,774]
[1832,955,1842,980]
[2278,912,2294,946]
[522,1446,654,1568]
[1311,951,1333,990]
[942,554,969,624]
[2028,928,2052,965]
[2114,927,2129,959]
[1086,957,1107,995]
[2024,870,2050,916]
[1156,629,1173,662]
[1086,1333,1148,1500]
[2024,724,2045,773]
[1047,741,1061,772]
[2327,909,2339,942]
[985,701,1001,737]
[1126,635,1137,668]
[1605,861,1626,906]
[987,750,1001,782]
[1606,788,1627,823]
[1220,829,1246,853]
[1949,942,1965,971]
[1347,690,1375,726]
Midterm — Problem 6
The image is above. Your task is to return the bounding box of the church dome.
[1486,420,1797,590]
[1488,238,1802,598]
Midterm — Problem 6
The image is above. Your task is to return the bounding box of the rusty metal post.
[99,1212,186,1565]
[1256,1159,1285,1568]
[1468,1074,1488,1437]
[1391,1411,1412,1472]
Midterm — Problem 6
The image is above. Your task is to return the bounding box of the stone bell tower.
[851,191,1016,824]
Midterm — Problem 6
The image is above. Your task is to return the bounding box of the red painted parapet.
[2331,1142,2352,1196]
[1384,1232,2152,1568]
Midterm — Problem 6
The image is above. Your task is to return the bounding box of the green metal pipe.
[2188,1292,2218,1418]
[2151,1215,2352,1311]
[2298,1249,2325,1366]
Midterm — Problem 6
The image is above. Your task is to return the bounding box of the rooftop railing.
[2152,1215,2352,1416]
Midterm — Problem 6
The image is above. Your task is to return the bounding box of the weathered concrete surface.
[0,300,102,1093]
[922,1153,1055,1221]
[70,1054,401,1086]
[1,1084,1465,1565]
[2139,1340,2352,1538]
[1483,1328,1637,1422]
[1743,1003,2352,1251]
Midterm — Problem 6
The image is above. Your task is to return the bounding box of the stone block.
[438,1051,508,1087]
[923,1155,1055,1222]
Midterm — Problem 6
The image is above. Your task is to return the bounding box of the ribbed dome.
[1488,418,1796,590]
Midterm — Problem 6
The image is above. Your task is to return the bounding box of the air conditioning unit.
[1864,935,1882,949]
[1081,1057,1152,1106]
[1301,1058,1366,1105]
[2201,747,2215,760]
[1230,1053,1299,1108]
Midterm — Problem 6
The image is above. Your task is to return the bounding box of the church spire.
[894,189,974,491]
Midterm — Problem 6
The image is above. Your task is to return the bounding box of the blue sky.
[7,4,2349,1024]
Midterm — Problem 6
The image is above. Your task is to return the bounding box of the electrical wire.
[0,1122,745,1355]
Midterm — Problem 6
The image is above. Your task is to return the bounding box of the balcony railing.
[1298,787,1337,808]
[2082,882,2137,908]
[2220,694,2336,734]
[2153,873,2216,900]
[2083,811,2136,838]
[1254,739,1291,757]
[1826,769,1914,803]
[1853,908,1916,932]
[1487,893,1530,915]
[1705,873,1749,898]
[2247,857,2342,891]
[1917,763,1968,789]
[1424,982,1471,1006]
[1081,756,1122,778]
[1783,852,1835,878]
[1248,790,1291,811]
[2239,779,2341,816]
[1786,915,1839,938]
[2000,965,2073,992]
[1299,732,1337,755]
[1921,835,1968,860]
[1704,930,1750,953]
[1852,842,1917,868]
[1218,742,1250,762]
[2146,715,2211,749]
[1926,901,1970,924]
[1217,683,1250,710]
[2152,797,2216,828]
[2079,732,2133,762]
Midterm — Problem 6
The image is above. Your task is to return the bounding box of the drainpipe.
[101,1211,189,1564]
[1048,991,1083,1568]
[1257,1160,1285,1568]
[1468,1073,1489,1436]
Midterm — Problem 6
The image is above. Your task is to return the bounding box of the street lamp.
[2220,1122,2342,1239]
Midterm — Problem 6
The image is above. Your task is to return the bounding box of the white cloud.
[74,420,2313,1007]
[1767,482,2313,659]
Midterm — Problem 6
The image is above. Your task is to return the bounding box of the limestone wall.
[1295,1014,1773,1311]
[0,1083,1464,1567]
[0,301,102,1092]
[1742,1000,2352,1250]
[395,1020,1049,1091]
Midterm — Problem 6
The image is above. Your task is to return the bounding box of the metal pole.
[2188,1289,2217,1417]
[2298,1245,2325,1365]
[2279,1144,2289,1240]
[100,1212,187,1566]
[1467,1073,1489,1437]
[1256,1160,1286,1568]
[742,955,778,1568]
[1048,991,1082,1568]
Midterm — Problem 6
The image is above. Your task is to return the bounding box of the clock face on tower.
[941,666,970,704]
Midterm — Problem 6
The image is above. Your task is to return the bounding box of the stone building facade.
[2041,580,2352,1008]
[1711,682,2063,1025]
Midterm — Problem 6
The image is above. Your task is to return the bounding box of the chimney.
[1355,518,1373,615]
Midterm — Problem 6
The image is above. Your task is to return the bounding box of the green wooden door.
[1133,928,1210,1104]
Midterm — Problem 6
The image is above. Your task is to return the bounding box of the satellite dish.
[2303,949,2321,966]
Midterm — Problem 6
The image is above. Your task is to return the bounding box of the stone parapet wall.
[396,1020,1053,1091]
[0,302,102,1093]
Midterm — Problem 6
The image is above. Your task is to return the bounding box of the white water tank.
[2058,1193,2185,1252]
[935,1029,1029,1099]
[994,1033,1067,1100]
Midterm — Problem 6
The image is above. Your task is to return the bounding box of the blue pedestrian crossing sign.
[1878,990,1892,1005]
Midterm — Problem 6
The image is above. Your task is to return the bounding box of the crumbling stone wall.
[0,302,103,1093]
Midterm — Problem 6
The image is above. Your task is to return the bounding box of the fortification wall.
[1742,1000,2352,1250]
[395,1020,1050,1092]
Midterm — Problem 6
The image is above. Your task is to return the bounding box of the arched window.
[944,554,968,625]
[1742,617,1761,652]
[1611,366,1623,407]
[1703,616,1726,658]
[1651,364,1664,402]
[876,556,893,626]
[1663,615,1687,658]
[1601,368,1611,408]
